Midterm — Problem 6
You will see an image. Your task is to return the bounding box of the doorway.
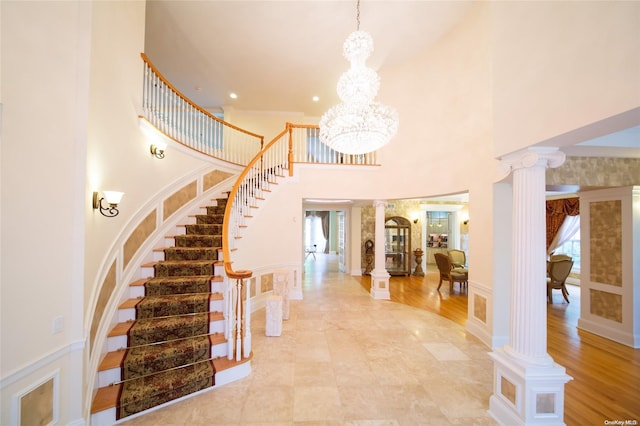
[303,209,346,273]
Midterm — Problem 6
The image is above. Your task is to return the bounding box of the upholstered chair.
[434,253,468,293]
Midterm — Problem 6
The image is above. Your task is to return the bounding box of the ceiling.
[144,1,639,162]
[144,0,472,117]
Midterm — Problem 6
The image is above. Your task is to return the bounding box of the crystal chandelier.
[319,1,398,155]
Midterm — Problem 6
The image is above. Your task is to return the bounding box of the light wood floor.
[351,265,640,424]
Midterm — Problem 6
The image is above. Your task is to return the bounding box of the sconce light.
[463,220,469,225]
[413,218,419,224]
[150,142,167,159]
[93,191,124,217]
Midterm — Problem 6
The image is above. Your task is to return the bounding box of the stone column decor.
[489,148,572,425]
[370,200,390,299]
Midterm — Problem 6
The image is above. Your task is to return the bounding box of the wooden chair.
[434,253,468,292]
[547,258,573,303]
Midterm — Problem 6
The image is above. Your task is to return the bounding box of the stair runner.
[115,199,228,419]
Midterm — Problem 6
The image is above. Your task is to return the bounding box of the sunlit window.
[555,230,581,272]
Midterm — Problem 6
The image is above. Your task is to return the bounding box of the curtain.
[546,197,579,251]
[305,211,330,253]
[547,215,580,255]
[318,211,330,253]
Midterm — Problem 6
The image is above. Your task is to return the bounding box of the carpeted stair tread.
[172,234,222,247]
[193,214,223,224]
[118,359,215,419]
[135,293,211,319]
[162,247,219,261]
[109,312,224,340]
[153,260,215,277]
[182,223,223,235]
[99,333,226,372]
[128,312,211,346]
[123,335,211,380]
[119,293,224,311]
[143,276,215,295]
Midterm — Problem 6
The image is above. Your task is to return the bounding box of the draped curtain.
[547,215,580,255]
[318,211,330,253]
[546,197,579,251]
[305,211,330,253]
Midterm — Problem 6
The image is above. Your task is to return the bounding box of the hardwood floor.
[353,266,640,425]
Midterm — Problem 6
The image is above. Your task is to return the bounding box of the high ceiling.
[144,1,639,159]
[144,1,473,117]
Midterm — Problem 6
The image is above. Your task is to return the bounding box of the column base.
[369,269,390,300]
[489,347,572,425]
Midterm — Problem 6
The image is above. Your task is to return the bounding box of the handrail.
[222,122,379,278]
[222,126,290,277]
[141,53,264,165]
[221,126,291,361]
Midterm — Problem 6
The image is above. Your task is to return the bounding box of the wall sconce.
[413,218,419,224]
[93,191,124,217]
[149,142,167,159]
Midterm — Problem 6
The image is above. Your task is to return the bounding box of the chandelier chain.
[356,0,360,30]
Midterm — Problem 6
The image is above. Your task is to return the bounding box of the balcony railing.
[141,53,264,165]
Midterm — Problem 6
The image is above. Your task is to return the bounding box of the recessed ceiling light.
[312,96,319,102]
[229,93,238,99]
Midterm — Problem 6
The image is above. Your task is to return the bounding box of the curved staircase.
[91,196,250,425]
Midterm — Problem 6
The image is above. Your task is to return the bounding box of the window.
[554,230,581,272]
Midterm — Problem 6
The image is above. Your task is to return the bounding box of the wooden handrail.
[141,53,263,139]
[141,53,264,165]
[222,126,290,278]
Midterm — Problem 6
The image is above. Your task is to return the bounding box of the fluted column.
[489,147,572,425]
[503,148,565,364]
[370,200,390,299]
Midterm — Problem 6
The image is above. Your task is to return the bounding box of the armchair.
[447,249,468,274]
[434,253,468,292]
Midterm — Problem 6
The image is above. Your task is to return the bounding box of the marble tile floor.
[119,270,497,425]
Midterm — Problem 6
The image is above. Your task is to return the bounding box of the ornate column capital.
[373,199,388,209]
[498,147,566,177]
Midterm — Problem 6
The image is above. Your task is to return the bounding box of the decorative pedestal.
[413,248,424,276]
[265,295,282,337]
[490,348,571,425]
[273,269,290,320]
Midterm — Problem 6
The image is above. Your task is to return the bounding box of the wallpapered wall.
[547,157,640,187]
[588,200,623,323]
